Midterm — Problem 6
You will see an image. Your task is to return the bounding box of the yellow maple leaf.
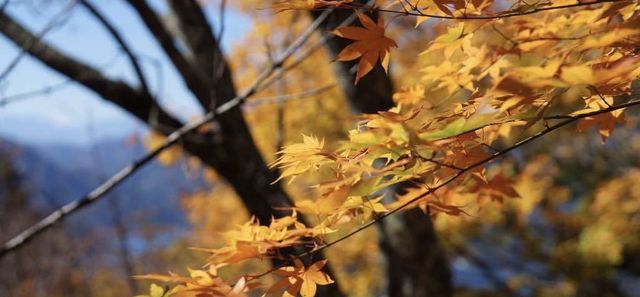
[333,11,397,84]
[300,260,334,297]
[269,260,334,297]
[270,134,331,184]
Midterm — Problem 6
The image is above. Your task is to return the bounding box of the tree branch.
[79,0,151,96]
[0,0,78,83]
[125,0,211,105]
[0,8,180,128]
[167,0,233,110]
[243,84,336,108]
[336,0,627,20]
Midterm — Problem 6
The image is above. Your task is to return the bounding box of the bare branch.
[215,0,227,43]
[258,5,362,90]
[0,50,122,107]
[79,0,151,96]
[167,0,232,109]
[0,0,78,84]
[0,8,181,128]
[335,0,626,20]
[0,79,72,106]
[125,0,211,105]
[243,84,336,108]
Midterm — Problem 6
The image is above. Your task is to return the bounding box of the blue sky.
[0,0,251,145]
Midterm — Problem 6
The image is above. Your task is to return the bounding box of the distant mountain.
[0,114,145,146]
[0,135,208,240]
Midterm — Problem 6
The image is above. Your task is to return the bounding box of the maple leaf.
[470,171,519,203]
[423,200,469,216]
[393,85,429,106]
[134,266,253,297]
[574,97,626,142]
[270,134,332,184]
[267,260,334,297]
[576,111,626,143]
[333,11,397,84]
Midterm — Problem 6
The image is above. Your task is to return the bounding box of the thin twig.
[79,0,151,95]
[259,4,362,89]
[243,84,336,108]
[340,0,626,20]
[0,50,122,107]
[216,0,226,43]
[0,0,78,83]
[0,79,72,106]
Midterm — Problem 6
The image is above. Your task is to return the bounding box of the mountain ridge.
[0,135,208,244]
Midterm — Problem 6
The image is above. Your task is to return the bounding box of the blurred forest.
[1,0,639,297]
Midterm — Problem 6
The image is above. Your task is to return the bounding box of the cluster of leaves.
[137,0,640,296]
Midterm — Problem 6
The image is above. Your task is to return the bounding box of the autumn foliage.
[134,0,640,296]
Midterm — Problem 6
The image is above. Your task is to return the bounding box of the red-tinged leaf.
[470,172,520,203]
[576,110,626,142]
[333,11,397,84]
[424,200,469,216]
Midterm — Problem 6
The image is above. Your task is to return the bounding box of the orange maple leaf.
[574,97,626,142]
[470,172,519,203]
[576,110,626,143]
[333,11,397,84]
